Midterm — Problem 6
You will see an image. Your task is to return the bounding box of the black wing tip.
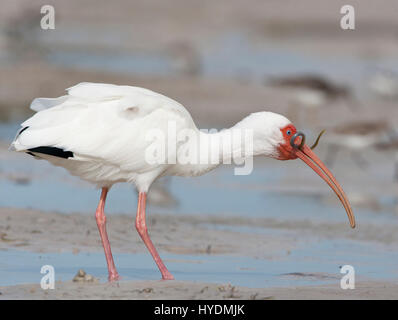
[16,126,29,138]
[27,146,74,159]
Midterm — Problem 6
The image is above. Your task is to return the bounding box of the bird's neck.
[172,125,254,177]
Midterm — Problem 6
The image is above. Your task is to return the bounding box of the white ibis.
[10,82,355,281]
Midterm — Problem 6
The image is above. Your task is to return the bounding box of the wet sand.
[0,207,398,299]
[1,279,397,300]
[1,206,398,255]
[0,207,299,257]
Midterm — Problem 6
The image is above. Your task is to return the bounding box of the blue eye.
[286,130,291,135]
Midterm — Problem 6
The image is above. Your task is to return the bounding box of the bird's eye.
[286,130,291,135]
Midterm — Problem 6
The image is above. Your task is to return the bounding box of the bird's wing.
[12,82,196,174]
[30,95,69,112]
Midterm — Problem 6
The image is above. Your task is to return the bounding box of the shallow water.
[1,237,397,288]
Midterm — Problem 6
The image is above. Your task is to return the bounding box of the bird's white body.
[12,83,193,190]
[11,82,290,192]
[10,82,355,281]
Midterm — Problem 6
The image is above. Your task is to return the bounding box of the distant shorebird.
[375,138,398,181]
[375,138,398,213]
[324,120,393,169]
[369,71,398,100]
[10,82,355,281]
[267,74,352,126]
[268,74,350,100]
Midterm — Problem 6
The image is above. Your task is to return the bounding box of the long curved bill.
[295,144,356,228]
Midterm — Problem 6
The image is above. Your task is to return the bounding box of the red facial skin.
[277,124,299,160]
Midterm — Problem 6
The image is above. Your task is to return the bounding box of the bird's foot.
[108,273,121,282]
[161,271,175,280]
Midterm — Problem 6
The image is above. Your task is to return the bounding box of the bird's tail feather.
[30,96,68,112]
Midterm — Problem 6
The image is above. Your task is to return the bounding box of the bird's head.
[237,111,355,229]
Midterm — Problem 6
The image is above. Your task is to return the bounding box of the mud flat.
[0,206,398,299]
[0,279,397,300]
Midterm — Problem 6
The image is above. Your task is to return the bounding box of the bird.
[266,74,352,127]
[375,138,398,182]
[323,120,393,169]
[369,71,398,100]
[10,82,356,281]
[267,74,350,102]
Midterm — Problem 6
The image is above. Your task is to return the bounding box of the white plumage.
[12,83,194,190]
[11,82,289,192]
[10,82,355,281]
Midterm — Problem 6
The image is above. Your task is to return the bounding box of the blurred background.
[1,0,398,289]
[1,1,398,238]
[0,0,398,211]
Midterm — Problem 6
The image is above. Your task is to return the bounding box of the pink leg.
[95,187,120,281]
[135,192,174,280]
